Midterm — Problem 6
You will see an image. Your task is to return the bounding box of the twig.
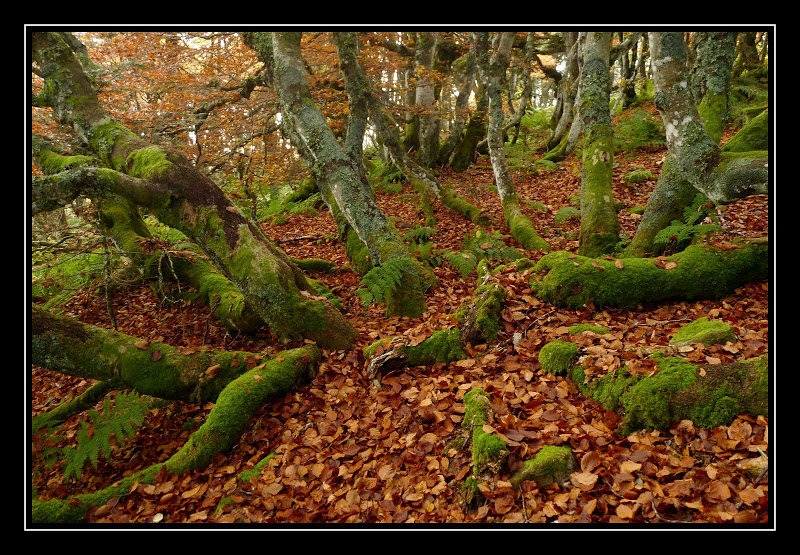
[275,235,322,244]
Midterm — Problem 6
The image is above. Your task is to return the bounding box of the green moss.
[31,463,165,523]
[502,195,550,251]
[670,317,736,347]
[509,445,577,488]
[623,169,657,185]
[571,353,768,433]
[618,355,697,432]
[538,340,579,376]
[462,388,508,476]
[568,324,609,335]
[87,120,138,170]
[363,338,391,359]
[37,150,95,174]
[405,329,466,366]
[166,346,320,475]
[722,110,770,152]
[238,452,276,483]
[125,146,173,179]
[532,243,768,309]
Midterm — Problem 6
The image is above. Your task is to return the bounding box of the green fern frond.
[683,193,721,225]
[356,257,419,308]
[443,250,479,278]
[403,226,439,244]
[60,390,152,482]
[442,230,521,278]
[653,221,724,250]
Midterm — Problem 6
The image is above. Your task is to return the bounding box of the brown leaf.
[615,259,624,270]
[206,364,221,378]
[133,340,150,350]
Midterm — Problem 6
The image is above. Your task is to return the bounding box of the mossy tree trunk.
[475,32,549,252]
[566,351,768,434]
[243,31,432,318]
[332,32,487,227]
[628,32,739,257]
[546,32,580,151]
[577,32,620,258]
[437,43,478,166]
[31,304,311,405]
[450,85,488,172]
[364,261,506,377]
[31,32,355,349]
[647,32,768,206]
[414,32,440,168]
[532,241,768,309]
[31,305,321,523]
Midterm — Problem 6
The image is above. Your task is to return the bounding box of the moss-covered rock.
[670,317,737,348]
[539,340,580,376]
[509,445,577,489]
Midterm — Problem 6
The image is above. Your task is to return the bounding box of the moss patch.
[539,340,579,376]
[670,317,736,347]
[509,445,577,488]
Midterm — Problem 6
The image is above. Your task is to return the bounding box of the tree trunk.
[415,32,440,168]
[577,32,620,258]
[648,32,768,205]
[532,241,768,309]
[245,32,433,318]
[476,32,549,252]
[332,32,489,226]
[628,32,765,257]
[31,32,355,349]
[566,352,768,434]
[437,43,478,166]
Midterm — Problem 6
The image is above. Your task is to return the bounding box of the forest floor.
[30,135,771,526]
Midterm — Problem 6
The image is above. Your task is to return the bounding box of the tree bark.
[415,32,440,168]
[476,32,549,252]
[577,32,620,258]
[532,241,769,309]
[648,32,768,205]
[31,32,355,349]
[245,32,433,318]
[628,32,765,257]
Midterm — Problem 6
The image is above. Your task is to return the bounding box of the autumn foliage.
[30,30,771,526]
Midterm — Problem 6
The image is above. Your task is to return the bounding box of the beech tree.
[31,31,357,349]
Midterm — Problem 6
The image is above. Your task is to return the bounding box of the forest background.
[28,27,773,527]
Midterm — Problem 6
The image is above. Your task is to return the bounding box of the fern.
[356,257,419,307]
[554,206,581,225]
[60,390,152,482]
[683,193,721,226]
[403,226,438,244]
[653,221,724,251]
[653,194,725,253]
[442,230,521,278]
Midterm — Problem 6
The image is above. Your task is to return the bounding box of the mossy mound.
[569,354,768,433]
[670,317,737,348]
[539,340,579,376]
[509,445,577,489]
